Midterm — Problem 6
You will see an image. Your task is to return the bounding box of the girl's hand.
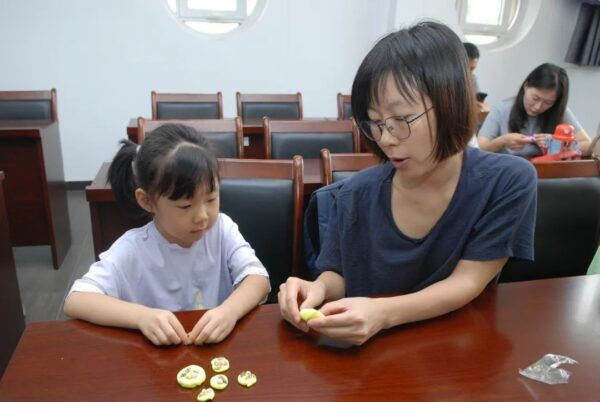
[137,307,189,346]
[278,277,326,332]
[307,297,387,346]
[188,305,237,345]
[534,133,550,149]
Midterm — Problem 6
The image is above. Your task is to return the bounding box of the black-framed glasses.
[358,107,433,142]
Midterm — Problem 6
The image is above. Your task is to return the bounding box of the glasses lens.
[387,117,411,139]
[358,121,379,141]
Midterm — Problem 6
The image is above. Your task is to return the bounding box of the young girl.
[478,63,592,158]
[64,124,270,346]
[279,21,537,345]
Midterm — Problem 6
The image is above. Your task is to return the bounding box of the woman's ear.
[135,188,155,213]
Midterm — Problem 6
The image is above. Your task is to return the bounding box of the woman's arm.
[377,258,505,328]
[575,129,592,155]
[310,258,506,345]
[479,133,530,152]
[64,292,188,345]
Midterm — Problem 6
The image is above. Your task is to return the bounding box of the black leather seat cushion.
[0,100,52,120]
[220,178,294,301]
[343,102,352,119]
[242,102,299,120]
[204,132,238,158]
[500,177,600,282]
[271,132,353,159]
[156,102,219,119]
[332,171,356,183]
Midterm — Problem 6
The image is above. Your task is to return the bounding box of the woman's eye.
[207,198,217,203]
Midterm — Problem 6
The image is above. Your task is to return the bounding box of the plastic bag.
[519,354,578,385]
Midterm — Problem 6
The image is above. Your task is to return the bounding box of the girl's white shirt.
[69,213,269,311]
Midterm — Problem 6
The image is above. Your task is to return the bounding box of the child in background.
[64,124,270,346]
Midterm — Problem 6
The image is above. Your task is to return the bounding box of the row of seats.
[151,91,353,121]
[138,117,360,159]
[0,89,353,121]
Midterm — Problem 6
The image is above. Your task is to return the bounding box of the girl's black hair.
[351,21,475,162]
[509,63,569,134]
[108,124,219,218]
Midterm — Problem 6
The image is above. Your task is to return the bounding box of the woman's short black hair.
[351,21,475,162]
[463,42,480,60]
[108,124,219,218]
[508,63,569,134]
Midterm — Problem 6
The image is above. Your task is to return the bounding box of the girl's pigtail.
[108,140,148,218]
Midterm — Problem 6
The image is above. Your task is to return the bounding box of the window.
[165,0,266,36]
[456,0,528,47]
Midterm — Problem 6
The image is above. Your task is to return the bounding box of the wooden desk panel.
[1,276,599,400]
[0,121,71,269]
[87,160,323,259]
[0,171,25,378]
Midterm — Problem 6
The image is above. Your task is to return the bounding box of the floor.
[14,189,95,323]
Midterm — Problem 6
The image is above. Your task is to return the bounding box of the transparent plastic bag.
[519,354,578,384]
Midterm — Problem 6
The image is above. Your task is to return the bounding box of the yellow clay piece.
[210,374,228,390]
[211,357,230,373]
[197,388,215,401]
[237,370,257,388]
[177,365,206,388]
[299,308,325,322]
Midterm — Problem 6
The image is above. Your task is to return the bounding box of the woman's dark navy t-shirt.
[315,147,537,297]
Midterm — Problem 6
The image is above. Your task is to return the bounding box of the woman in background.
[478,63,591,159]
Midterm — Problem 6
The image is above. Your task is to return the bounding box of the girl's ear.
[135,188,155,213]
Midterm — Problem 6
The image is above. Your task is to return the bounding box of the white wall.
[0,0,393,181]
[0,0,597,181]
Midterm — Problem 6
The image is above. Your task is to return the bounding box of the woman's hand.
[534,133,550,149]
[308,297,387,346]
[188,305,237,345]
[137,307,189,346]
[278,277,326,332]
[503,133,531,150]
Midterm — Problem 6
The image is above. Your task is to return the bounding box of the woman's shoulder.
[339,162,391,192]
[466,147,536,186]
[491,97,516,114]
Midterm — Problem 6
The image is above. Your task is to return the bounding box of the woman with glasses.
[478,63,591,158]
[279,21,537,345]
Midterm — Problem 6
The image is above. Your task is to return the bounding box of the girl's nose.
[193,207,208,223]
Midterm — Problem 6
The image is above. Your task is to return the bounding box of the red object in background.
[531,123,581,163]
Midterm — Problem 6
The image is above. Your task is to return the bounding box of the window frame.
[165,0,267,38]
[456,0,525,47]
[177,0,247,23]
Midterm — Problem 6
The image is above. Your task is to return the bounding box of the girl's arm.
[220,274,270,320]
[64,292,188,345]
[310,258,506,345]
[188,273,270,344]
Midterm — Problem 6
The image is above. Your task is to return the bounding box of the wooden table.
[1,275,598,400]
[86,160,323,259]
[0,120,71,269]
[0,171,25,378]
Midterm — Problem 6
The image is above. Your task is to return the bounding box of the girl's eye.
[207,198,217,203]
[178,205,191,210]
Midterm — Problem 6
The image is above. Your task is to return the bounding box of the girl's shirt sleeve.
[68,254,121,298]
[220,214,270,289]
